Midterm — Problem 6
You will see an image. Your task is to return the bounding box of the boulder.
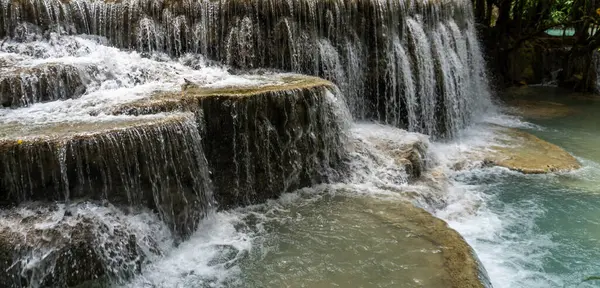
[349,124,430,182]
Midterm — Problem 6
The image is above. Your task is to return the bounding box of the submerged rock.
[357,198,490,288]
[0,202,169,288]
[0,113,213,239]
[506,99,575,119]
[0,62,86,108]
[485,127,581,174]
[254,193,490,288]
[115,75,348,209]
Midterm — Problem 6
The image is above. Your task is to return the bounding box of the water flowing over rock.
[0,113,213,239]
[0,0,493,138]
[0,0,498,286]
[0,60,86,108]
[0,202,172,287]
[115,75,349,209]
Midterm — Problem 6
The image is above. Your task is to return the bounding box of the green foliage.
[550,0,574,24]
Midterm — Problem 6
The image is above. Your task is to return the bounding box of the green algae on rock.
[0,113,213,239]
[485,127,581,174]
[115,75,347,209]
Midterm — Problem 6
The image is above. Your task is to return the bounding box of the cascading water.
[0,0,493,138]
[0,0,502,287]
[0,22,350,288]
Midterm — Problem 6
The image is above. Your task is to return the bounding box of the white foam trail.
[430,113,590,288]
[124,212,253,288]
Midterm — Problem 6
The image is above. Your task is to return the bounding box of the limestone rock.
[348,197,489,288]
[0,62,86,108]
[114,75,348,209]
[0,202,167,288]
[0,113,213,239]
[485,127,581,174]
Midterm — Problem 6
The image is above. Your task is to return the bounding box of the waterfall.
[0,114,214,238]
[0,0,496,286]
[0,0,492,138]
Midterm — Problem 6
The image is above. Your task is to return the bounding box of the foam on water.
[124,211,253,287]
[430,111,600,288]
[0,33,268,124]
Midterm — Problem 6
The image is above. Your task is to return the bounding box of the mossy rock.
[0,113,212,239]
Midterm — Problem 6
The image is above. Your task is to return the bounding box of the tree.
[473,0,600,92]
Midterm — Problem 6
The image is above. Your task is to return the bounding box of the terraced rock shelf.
[0,0,497,287]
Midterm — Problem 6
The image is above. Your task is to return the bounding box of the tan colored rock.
[113,75,334,115]
[485,127,581,174]
[355,197,488,288]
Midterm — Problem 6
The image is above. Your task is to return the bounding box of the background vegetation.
[473,0,600,91]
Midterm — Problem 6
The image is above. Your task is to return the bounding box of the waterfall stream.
[0,0,521,287]
[0,0,494,138]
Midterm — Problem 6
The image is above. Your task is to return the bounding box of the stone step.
[0,113,213,239]
[113,74,348,209]
[0,61,86,108]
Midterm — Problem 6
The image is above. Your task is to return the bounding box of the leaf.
[583,276,600,282]
[596,8,600,17]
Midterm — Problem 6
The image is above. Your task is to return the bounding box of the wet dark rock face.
[198,86,347,209]
[0,203,167,287]
[113,76,349,209]
[0,63,87,108]
[0,114,213,240]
